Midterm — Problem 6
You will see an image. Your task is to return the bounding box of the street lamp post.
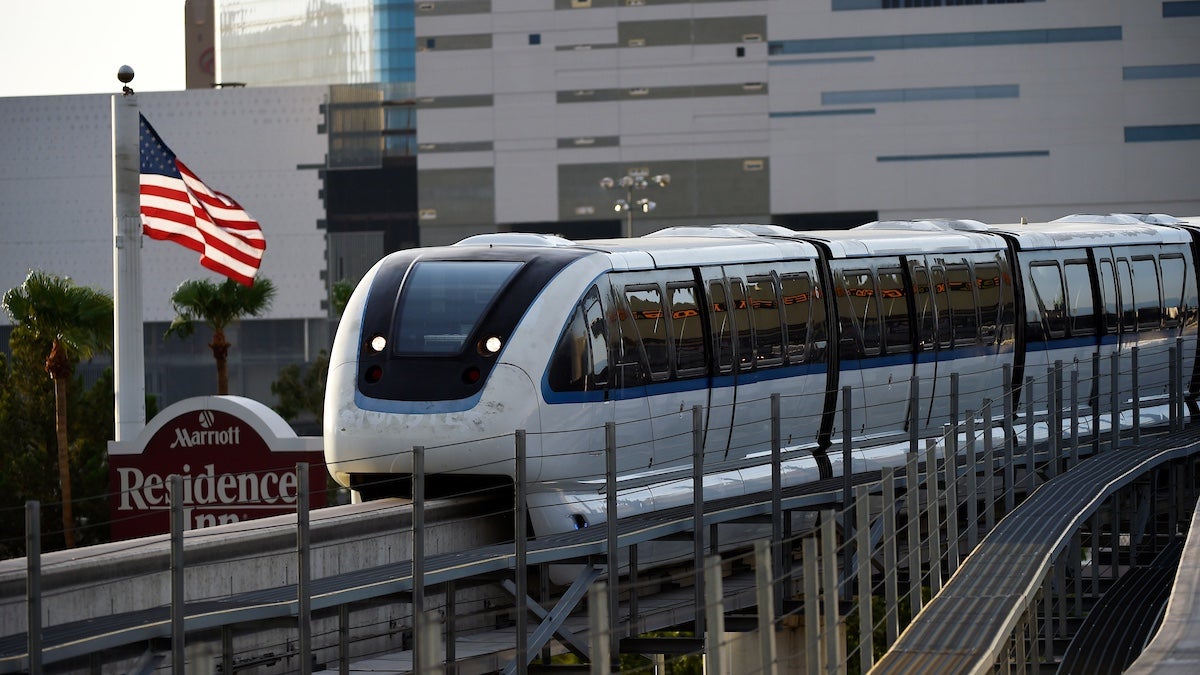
[600,170,670,238]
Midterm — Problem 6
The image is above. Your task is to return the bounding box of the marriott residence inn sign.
[108,396,326,539]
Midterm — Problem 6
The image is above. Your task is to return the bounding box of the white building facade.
[413,0,1200,245]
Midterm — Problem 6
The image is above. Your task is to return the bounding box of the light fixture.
[599,168,670,238]
[481,335,503,355]
[369,335,387,352]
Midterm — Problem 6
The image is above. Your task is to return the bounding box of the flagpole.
[113,66,145,442]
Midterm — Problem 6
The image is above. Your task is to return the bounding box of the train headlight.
[369,334,387,353]
[480,335,503,356]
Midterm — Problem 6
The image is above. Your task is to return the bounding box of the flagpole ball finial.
[117,65,135,95]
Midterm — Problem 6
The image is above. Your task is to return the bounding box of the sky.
[0,0,186,98]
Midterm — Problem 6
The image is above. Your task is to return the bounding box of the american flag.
[139,114,265,286]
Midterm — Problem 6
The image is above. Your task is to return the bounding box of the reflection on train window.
[393,260,523,355]
[549,304,591,391]
[1029,262,1066,340]
[808,277,829,362]
[780,273,813,364]
[931,267,952,349]
[878,268,911,354]
[836,269,881,360]
[1063,261,1095,336]
[611,284,649,387]
[946,263,979,346]
[707,280,735,374]
[1117,259,1136,332]
[582,286,609,385]
[747,275,784,367]
[625,286,670,380]
[550,285,611,392]
[1098,259,1119,334]
[730,279,754,371]
[1160,255,1186,328]
[975,261,1003,344]
[911,265,936,352]
[1131,257,1162,330]
[669,282,707,377]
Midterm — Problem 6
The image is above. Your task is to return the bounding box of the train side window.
[1063,261,1096,337]
[548,306,590,392]
[997,256,1016,345]
[607,284,648,388]
[1098,258,1119,334]
[707,280,735,374]
[946,262,979,346]
[624,285,671,380]
[747,275,784,367]
[836,269,880,360]
[1117,259,1137,332]
[549,285,613,392]
[910,264,936,352]
[730,278,755,371]
[808,276,829,363]
[931,267,952,349]
[668,282,707,377]
[1029,262,1067,340]
[1131,257,1162,330]
[581,286,609,386]
[1159,255,1185,328]
[974,261,1002,345]
[878,268,911,354]
[780,273,813,364]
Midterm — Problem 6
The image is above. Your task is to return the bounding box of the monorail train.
[323,214,1200,543]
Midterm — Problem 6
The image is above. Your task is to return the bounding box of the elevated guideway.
[6,381,1200,673]
[1125,497,1200,674]
[872,422,1200,673]
[0,465,872,673]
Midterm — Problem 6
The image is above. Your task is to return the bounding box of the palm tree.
[2,271,113,548]
[165,277,276,395]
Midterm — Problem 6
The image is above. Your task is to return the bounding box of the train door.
[962,253,1017,418]
[777,266,831,451]
[908,258,943,435]
[829,259,915,442]
[1120,251,1177,399]
[1021,252,1100,411]
[723,266,774,461]
[699,267,737,461]
[605,278,656,473]
[618,270,712,469]
[1095,252,1121,409]
[656,273,713,464]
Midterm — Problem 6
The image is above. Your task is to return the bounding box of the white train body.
[324,217,1200,549]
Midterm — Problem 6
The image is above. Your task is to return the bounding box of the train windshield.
[393,260,524,355]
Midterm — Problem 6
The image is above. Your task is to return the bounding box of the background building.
[1,0,1197,415]
[413,0,1200,244]
[0,86,328,411]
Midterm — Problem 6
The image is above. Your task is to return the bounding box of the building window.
[529,33,541,45]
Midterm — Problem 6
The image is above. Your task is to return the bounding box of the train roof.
[792,220,1007,258]
[987,217,1192,249]
[582,232,821,268]
[452,231,820,270]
